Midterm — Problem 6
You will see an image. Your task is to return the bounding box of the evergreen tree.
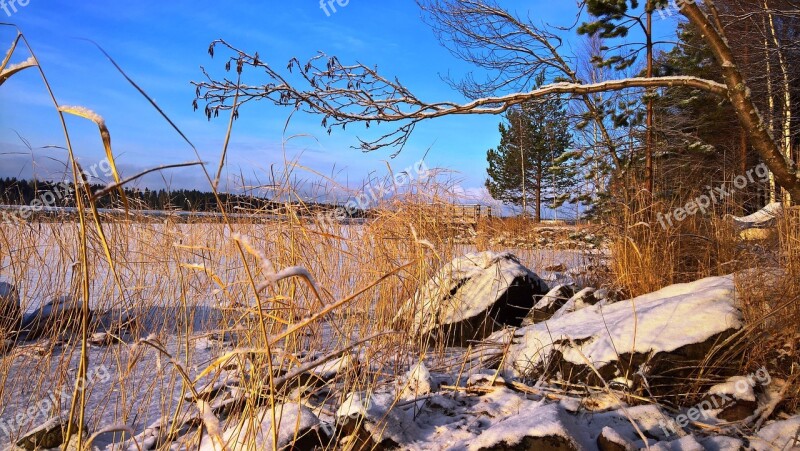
[486,87,578,221]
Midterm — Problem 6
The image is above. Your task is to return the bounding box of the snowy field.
[0,221,604,449]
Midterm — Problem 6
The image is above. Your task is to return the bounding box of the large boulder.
[0,281,21,340]
[394,252,549,346]
[20,295,91,341]
[503,275,742,394]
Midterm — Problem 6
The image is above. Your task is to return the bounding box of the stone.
[503,276,743,396]
[15,415,82,451]
[597,427,636,451]
[475,435,578,451]
[522,285,575,325]
[198,403,330,450]
[20,295,92,341]
[0,282,21,339]
[394,252,549,346]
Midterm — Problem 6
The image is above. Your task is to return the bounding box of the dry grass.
[606,190,799,411]
[607,191,751,299]
[2,26,798,450]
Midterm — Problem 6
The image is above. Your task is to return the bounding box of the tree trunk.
[645,1,655,194]
[765,0,793,204]
[682,3,800,200]
[763,7,778,202]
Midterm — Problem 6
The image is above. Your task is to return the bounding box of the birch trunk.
[765,0,793,204]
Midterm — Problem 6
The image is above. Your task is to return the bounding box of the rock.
[396,362,434,401]
[647,435,707,451]
[198,403,330,451]
[468,403,580,451]
[729,202,782,230]
[92,308,139,339]
[0,282,21,339]
[394,252,549,346]
[702,375,763,422]
[336,392,402,450]
[15,415,82,451]
[597,427,636,451]
[749,415,800,451]
[503,275,742,395]
[20,295,92,341]
[474,435,578,451]
[523,285,575,325]
[697,436,745,451]
[550,287,601,319]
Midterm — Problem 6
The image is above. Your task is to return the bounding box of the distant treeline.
[0,177,351,215]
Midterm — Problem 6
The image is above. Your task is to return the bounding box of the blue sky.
[0,1,676,207]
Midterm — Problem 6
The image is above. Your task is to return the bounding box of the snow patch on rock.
[505,275,741,376]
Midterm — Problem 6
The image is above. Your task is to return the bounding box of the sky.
[0,1,678,211]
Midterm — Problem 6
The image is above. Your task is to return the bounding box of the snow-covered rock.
[397,362,434,401]
[703,374,763,421]
[198,403,329,451]
[335,391,413,449]
[14,414,82,451]
[394,251,549,345]
[467,402,579,451]
[730,201,783,230]
[550,287,603,320]
[523,284,575,325]
[750,415,800,451]
[0,281,21,338]
[20,295,91,341]
[309,352,358,382]
[503,275,742,392]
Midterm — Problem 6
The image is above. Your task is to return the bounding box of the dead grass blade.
[57,105,130,213]
[0,32,22,72]
[0,55,36,86]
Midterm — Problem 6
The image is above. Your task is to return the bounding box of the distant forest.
[0,177,296,212]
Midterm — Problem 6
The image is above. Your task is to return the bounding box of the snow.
[646,435,705,451]
[708,376,757,402]
[466,402,576,451]
[505,275,741,375]
[531,284,572,313]
[550,287,597,319]
[393,251,548,337]
[698,436,745,451]
[750,415,800,451]
[310,352,356,380]
[397,362,434,401]
[730,202,783,229]
[198,403,321,451]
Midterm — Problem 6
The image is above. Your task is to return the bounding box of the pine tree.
[486,87,578,221]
